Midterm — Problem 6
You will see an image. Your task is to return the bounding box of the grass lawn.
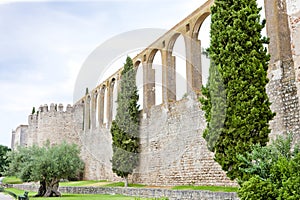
[103,182,146,188]
[60,180,146,188]
[171,185,238,192]
[59,180,146,188]
[3,176,238,199]
[2,176,23,184]
[59,180,109,187]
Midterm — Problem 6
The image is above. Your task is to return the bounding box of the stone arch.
[85,94,91,130]
[148,49,163,105]
[167,32,187,100]
[99,85,106,127]
[111,78,118,120]
[91,90,98,129]
[167,33,181,52]
[134,60,141,70]
[192,12,210,40]
[135,60,144,110]
[183,12,211,93]
[95,89,100,127]
[196,13,211,87]
[147,49,160,64]
[142,49,157,111]
[106,78,116,126]
[103,86,109,126]
[81,99,85,130]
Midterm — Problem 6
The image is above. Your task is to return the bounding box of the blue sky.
[0,0,208,147]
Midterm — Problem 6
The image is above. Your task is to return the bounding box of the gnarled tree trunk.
[35,180,46,197]
[35,178,61,197]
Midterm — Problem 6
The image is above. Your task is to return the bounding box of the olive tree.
[6,142,84,197]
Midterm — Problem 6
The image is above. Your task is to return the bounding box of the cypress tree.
[200,0,275,180]
[32,107,36,114]
[111,56,139,187]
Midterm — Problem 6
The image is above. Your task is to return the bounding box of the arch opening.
[150,50,162,106]
[171,34,187,100]
[103,86,108,125]
[96,91,99,127]
[98,85,106,127]
[196,14,211,86]
[136,61,144,110]
[112,79,118,120]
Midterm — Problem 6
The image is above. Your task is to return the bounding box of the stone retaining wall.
[10,184,239,200]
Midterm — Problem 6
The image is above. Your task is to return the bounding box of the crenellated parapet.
[25,103,83,147]
[28,103,75,124]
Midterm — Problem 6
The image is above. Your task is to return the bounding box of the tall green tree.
[200,0,275,180]
[111,56,139,187]
[5,142,84,197]
[200,61,226,151]
[0,145,10,176]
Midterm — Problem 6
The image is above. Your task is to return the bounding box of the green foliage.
[111,56,139,184]
[238,175,276,200]
[0,145,10,176]
[5,142,84,184]
[32,107,36,114]
[237,134,300,199]
[200,0,275,180]
[200,61,226,151]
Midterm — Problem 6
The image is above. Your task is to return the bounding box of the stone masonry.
[265,0,300,141]
[134,95,234,186]
[11,0,300,187]
[11,184,239,200]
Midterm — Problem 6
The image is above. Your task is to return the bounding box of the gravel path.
[0,193,14,200]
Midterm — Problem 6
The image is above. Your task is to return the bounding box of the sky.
[0,0,265,147]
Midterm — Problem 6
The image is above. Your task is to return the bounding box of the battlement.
[28,103,75,125]
[39,103,73,112]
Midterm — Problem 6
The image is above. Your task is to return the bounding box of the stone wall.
[79,127,120,181]
[25,103,82,148]
[134,95,235,186]
[79,94,235,186]
[10,184,239,200]
[11,125,28,150]
[14,95,235,186]
[265,0,300,141]
[287,0,300,88]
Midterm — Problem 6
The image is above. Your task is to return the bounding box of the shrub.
[238,133,300,199]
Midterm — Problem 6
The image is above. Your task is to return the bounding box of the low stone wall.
[10,184,239,200]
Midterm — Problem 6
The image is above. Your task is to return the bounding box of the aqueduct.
[78,0,300,138]
[79,0,213,129]
[12,0,300,186]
